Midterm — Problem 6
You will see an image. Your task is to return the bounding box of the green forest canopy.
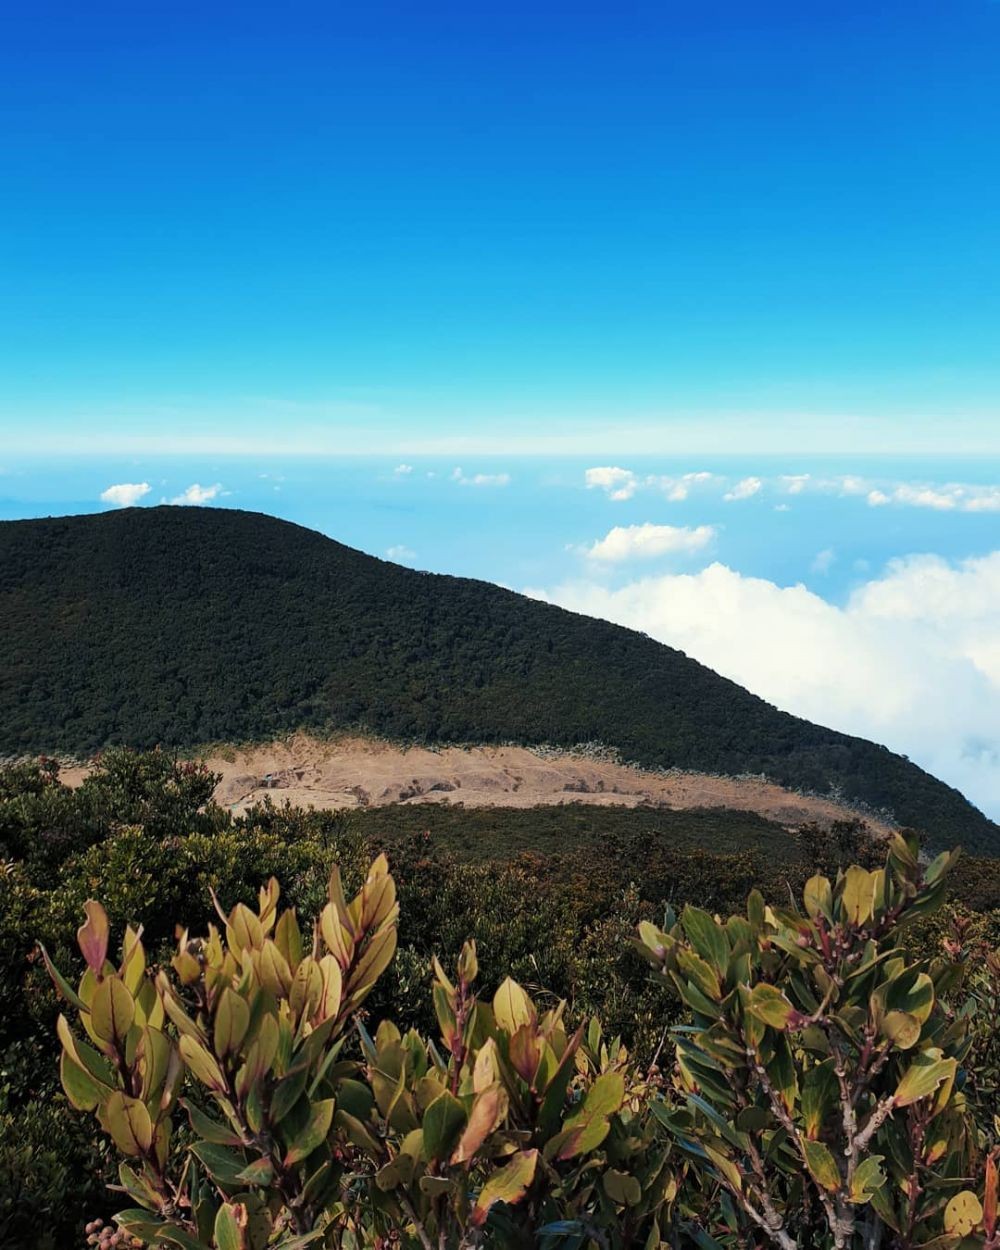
[0,506,995,851]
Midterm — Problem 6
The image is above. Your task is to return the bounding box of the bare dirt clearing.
[65,734,894,833]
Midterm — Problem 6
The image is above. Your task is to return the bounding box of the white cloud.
[100,482,151,507]
[781,474,811,495]
[170,483,224,505]
[585,466,637,501]
[386,544,416,561]
[723,476,763,502]
[865,482,1000,513]
[584,523,716,563]
[811,548,836,575]
[585,467,717,503]
[451,467,511,487]
[527,552,1000,819]
[393,463,414,476]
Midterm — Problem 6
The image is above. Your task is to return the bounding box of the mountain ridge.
[0,505,994,850]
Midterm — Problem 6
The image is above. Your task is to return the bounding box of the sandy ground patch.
[70,733,894,833]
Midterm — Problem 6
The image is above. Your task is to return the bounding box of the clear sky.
[2,0,999,453]
[1,4,999,820]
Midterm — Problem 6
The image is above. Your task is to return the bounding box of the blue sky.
[1,3,999,818]
[2,0,999,452]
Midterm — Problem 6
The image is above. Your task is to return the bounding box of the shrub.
[46,838,1000,1248]
[636,833,998,1249]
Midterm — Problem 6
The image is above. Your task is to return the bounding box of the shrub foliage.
[47,837,1000,1249]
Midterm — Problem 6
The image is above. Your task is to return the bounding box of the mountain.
[0,506,995,850]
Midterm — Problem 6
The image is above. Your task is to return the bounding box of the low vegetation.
[2,750,1000,1246]
[0,506,994,848]
[41,837,1000,1247]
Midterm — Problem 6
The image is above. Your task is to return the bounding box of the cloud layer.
[100,482,151,507]
[582,466,1000,511]
[529,552,1000,819]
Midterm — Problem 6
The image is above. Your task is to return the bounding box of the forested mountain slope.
[0,506,994,849]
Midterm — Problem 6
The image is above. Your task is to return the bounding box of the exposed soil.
[57,734,895,834]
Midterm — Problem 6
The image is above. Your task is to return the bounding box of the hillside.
[0,506,995,849]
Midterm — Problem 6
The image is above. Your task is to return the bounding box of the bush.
[46,837,1000,1248]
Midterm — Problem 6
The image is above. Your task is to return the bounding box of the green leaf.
[182,1099,243,1147]
[705,1146,742,1193]
[190,1140,249,1188]
[283,1098,335,1166]
[112,1209,170,1242]
[39,943,89,1011]
[60,1051,103,1111]
[681,906,729,975]
[270,1067,309,1124]
[801,1060,837,1139]
[422,1090,466,1162]
[118,1162,163,1211]
[419,1175,457,1197]
[687,1093,745,1149]
[236,1157,276,1186]
[849,1155,886,1204]
[603,1169,642,1206]
[581,1070,625,1120]
[544,1115,611,1161]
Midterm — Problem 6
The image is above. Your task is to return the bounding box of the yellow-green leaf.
[100,1091,153,1157]
[944,1191,983,1237]
[894,1056,956,1107]
[179,1033,227,1092]
[841,867,877,926]
[748,983,794,1031]
[214,988,250,1058]
[60,1052,103,1111]
[214,1201,248,1250]
[471,1149,538,1226]
[91,976,135,1046]
[803,875,833,921]
[803,1139,842,1194]
[849,1155,885,1204]
[604,1169,642,1206]
[881,1010,921,1050]
[492,978,535,1035]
